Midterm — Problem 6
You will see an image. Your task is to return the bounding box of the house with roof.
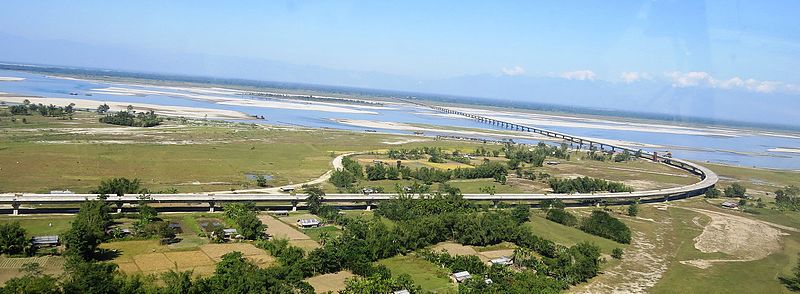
[451,271,471,283]
[489,256,513,266]
[31,235,59,247]
[297,218,321,228]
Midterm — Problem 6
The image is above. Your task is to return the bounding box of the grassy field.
[378,255,457,293]
[0,215,74,236]
[648,203,800,293]
[527,212,626,255]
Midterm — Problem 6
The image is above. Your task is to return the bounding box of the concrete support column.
[365,201,373,211]
[291,201,299,212]
[493,200,500,209]
[208,201,216,213]
[115,202,123,214]
[11,203,19,216]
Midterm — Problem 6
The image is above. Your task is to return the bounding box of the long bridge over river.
[0,102,718,215]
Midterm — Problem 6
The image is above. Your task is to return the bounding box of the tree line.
[99,105,162,127]
[541,199,632,244]
[9,99,76,118]
[548,176,634,194]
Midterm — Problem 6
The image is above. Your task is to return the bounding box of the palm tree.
[318,231,331,246]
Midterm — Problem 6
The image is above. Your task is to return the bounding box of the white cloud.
[501,66,526,76]
[559,70,596,81]
[665,71,795,94]
[620,72,652,83]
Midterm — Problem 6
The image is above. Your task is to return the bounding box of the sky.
[1,1,799,126]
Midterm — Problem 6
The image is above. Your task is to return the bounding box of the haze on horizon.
[1,1,799,127]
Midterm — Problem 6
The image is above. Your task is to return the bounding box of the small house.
[402,186,413,193]
[31,235,59,247]
[362,188,376,194]
[270,210,290,216]
[489,256,513,266]
[721,201,739,209]
[451,271,471,283]
[222,228,238,237]
[297,219,321,228]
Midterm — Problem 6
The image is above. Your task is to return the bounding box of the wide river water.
[2,69,799,170]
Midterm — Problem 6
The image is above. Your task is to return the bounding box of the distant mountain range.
[1,31,797,131]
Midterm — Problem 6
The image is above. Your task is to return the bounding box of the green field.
[526,213,626,255]
[378,255,457,293]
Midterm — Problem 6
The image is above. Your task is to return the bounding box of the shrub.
[611,248,623,259]
[580,211,631,244]
[546,208,577,227]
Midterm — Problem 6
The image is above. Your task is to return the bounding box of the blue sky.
[1,1,799,125]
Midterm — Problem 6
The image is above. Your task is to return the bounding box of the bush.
[704,187,721,198]
[611,248,623,259]
[580,211,631,244]
[724,183,747,198]
[546,208,577,226]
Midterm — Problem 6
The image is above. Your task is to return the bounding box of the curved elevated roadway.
[0,103,718,215]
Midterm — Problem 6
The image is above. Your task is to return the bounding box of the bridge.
[0,102,718,215]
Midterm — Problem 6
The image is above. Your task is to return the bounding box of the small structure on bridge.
[297,218,321,228]
[49,190,73,194]
[31,235,59,247]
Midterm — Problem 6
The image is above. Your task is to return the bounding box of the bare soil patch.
[199,243,268,261]
[479,249,515,260]
[304,270,355,293]
[163,251,215,268]
[259,214,312,240]
[679,208,787,267]
[432,242,488,262]
[133,253,175,272]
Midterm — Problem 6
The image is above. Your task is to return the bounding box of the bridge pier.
[291,201,299,212]
[493,200,500,209]
[208,201,216,213]
[365,201,373,211]
[11,203,19,216]
[115,202,124,214]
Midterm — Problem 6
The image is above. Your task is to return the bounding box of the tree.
[97,103,110,114]
[329,170,356,188]
[724,183,747,198]
[0,222,28,255]
[304,185,325,215]
[580,211,631,244]
[627,200,639,217]
[341,274,419,294]
[62,260,119,294]
[781,254,800,292]
[611,248,624,259]
[91,178,144,196]
[511,205,530,224]
[64,200,111,260]
[704,187,722,198]
[479,185,496,196]
[255,175,268,187]
[1,263,60,294]
[776,186,800,211]
[64,220,102,260]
